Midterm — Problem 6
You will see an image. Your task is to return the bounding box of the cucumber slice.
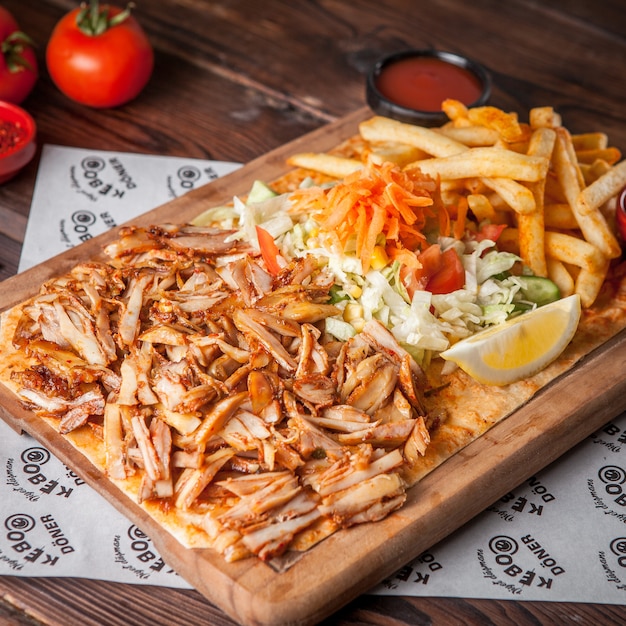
[516,276,561,307]
[247,180,277,204]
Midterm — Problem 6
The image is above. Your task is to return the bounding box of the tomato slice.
[255,225,282,275]
[475,223,507,242]
[425,248,465,294]
[416,244,443,279]
[400,245,441,298]
[399,245,464,297]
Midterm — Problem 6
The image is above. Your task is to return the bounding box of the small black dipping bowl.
[366,49,492,127]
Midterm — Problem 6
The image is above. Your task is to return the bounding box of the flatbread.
[1,127,626,567]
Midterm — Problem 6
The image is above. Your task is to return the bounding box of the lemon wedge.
[440,294,581,386]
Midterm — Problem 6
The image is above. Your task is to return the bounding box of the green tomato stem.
[2,31,35,73]
[76,0,134,36]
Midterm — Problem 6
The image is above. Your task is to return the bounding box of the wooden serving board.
[2,107,626,626]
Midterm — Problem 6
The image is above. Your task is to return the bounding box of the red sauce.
[375,56,483,112]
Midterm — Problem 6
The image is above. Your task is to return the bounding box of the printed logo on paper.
[475,532,566,595]
[0,511,76,572]
[487,475,557,523]
[112,525,179,582]
[5,445,85,503]
[583,419,626,517]
[597,536,626,592]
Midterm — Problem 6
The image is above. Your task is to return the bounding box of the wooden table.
[1,0,625,624]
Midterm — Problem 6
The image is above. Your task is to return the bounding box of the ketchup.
[375,56,483,112]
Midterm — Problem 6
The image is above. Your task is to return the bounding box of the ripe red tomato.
[400,244,466,297]
[425,248,465,294]
[0,7,38,104]
[46,2,154,108]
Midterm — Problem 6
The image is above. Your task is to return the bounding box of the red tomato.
[46,3,153,108]
[415,245,443,281]
[400,245,442,298]
[255,226,282,275]
[426,248,465,294]
[0,7,38,104]
[400,244,465,297]
[475,223,507,242]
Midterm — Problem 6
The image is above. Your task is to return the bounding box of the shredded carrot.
[387,246,421,270]
[289,161,447,273]
[288,186,327,217]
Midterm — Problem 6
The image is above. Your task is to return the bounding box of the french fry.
[544,231,606,272]
[366,141,428,166]
[544,203,579,229]
[494,139,531,154]
[546,258,575,298]
[481,177,536,214]
[359,116,467,158]
[571,132,608,151]
[517,209,546,276]
[575,258,610,309]
[553,128,621,259]
[544,172,568,203]
[408,148,549,182]
[577,160,626,218]
[467,194,496,221]
[529,106,562,129]
[286,152,362,179]
[517,127,557,276]
[485,192,510,212]
[575,147,621,165]
[466,106,527,142]
[436,125,500,146]
[580,159,612,186]
[441,99,469,123]
[556,127,586,189]
[527,127,557,161]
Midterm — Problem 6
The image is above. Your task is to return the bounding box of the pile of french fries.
[287,101,626,308]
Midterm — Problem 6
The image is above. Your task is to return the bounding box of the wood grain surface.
[0,0,625,624]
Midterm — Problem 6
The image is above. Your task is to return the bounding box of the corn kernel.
[349,285,362,299]
[343,302,364,322]
[370,245,389,270]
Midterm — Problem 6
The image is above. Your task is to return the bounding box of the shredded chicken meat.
[9,224,434,562]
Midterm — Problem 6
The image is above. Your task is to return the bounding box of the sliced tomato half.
[426,247,465,294]
[400,245,465,298]
[475,223,507,242]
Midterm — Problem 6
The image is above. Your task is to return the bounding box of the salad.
[195,160,560,369]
